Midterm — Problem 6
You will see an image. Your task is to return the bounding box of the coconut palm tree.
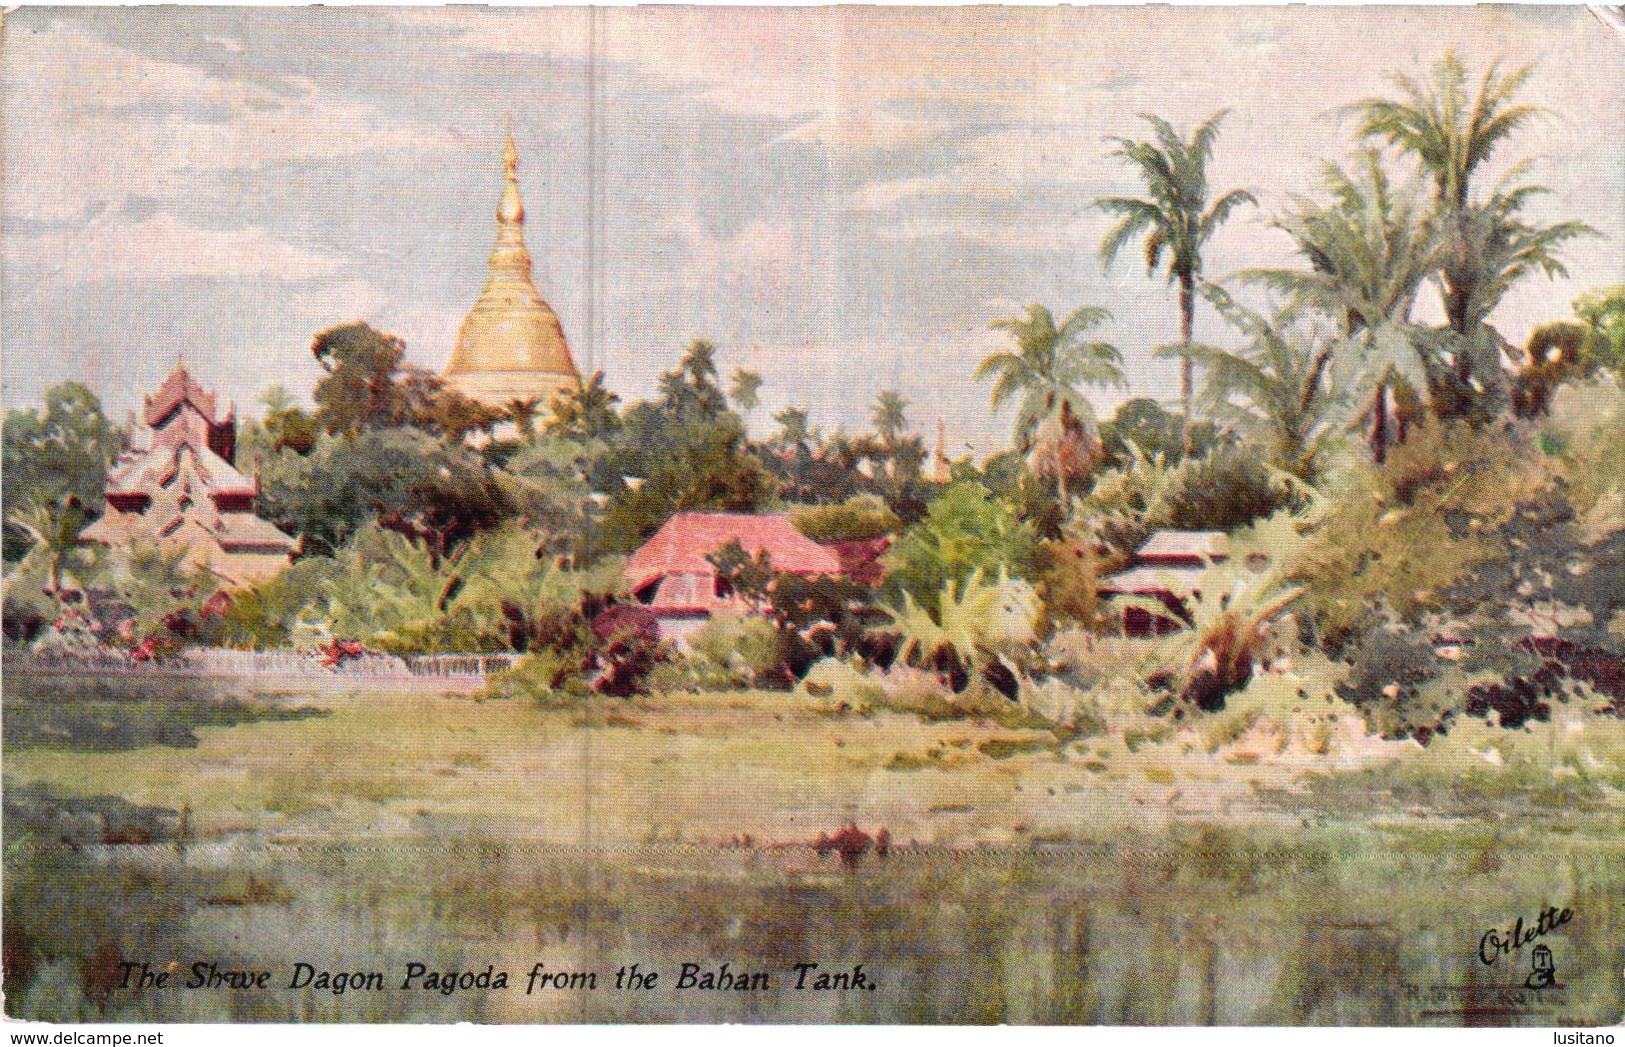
[871,389,909,444]
[729,368,763,422]
[979,304,1125,447]
[1347,52,1594,417]
[1095,111,1257,453]
[1178,287,1345,483]
[979,304,1125,504]
[1238,151,1440,462]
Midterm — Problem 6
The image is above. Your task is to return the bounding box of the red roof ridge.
[624,511,843,594]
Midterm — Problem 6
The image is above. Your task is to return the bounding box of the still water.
[7,831,1621,1024]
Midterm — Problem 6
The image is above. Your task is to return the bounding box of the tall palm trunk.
[1178,271,1197,456]
[1370,386,1390,464]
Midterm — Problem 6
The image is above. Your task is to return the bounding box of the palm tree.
[981,305,1125,502]
[1244,151,1438,339]
[979,304,1125,505]
[1348,53,1594,414]
[504,396,542,441]
[1346,52,1544,216]
[546,371,621,441]
[729,368,763,420]
[7,498,94,595]
[773,406,812,453]
[1178,287,1344,483]
[872,390,909,444]
[979,304,1125,447]
[660,340,728,422]
[1444,181,1595,339]
[1095,111,1257,452]
[1238,151,1439,462]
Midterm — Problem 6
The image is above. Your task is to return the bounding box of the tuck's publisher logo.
[1526,943,1557,990]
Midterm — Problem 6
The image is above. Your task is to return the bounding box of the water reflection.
[6,836,1618,1024]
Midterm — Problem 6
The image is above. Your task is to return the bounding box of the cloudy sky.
[4,6,1622,455]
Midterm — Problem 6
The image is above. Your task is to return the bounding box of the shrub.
[592,630,671,698]
[1107,508,1309,711]
[1036,527,1104,629]
[646,656,740,695]
[1160,444,1292,532]
[479,647,590,706]
[1335,621,1462,741]
[1199,664,1362,754]
[790,495,901,544]
[869,668,1015,723]
[201,557,338,649]
[685,612,791,688]
[1076,440,1288,561]
[878,568,1041,685]
[767,574,875,655]
[1296,421,1547,649]
[881,482,1040,616]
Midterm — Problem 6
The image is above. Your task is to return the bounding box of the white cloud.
[12,208,347,286]
[3,20,455,221]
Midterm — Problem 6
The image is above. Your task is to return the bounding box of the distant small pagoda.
[82,364,297,587]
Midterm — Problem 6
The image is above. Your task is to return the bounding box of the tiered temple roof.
[83,364,296,587]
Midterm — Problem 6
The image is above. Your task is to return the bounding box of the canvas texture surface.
[3,4,1624,1027]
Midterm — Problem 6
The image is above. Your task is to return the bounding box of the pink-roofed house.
[623,512,845,639]
[81,364,297,588]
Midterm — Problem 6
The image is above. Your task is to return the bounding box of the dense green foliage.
[4,50,1618,748]
[3,384,121,562]
[881,483,1040,617]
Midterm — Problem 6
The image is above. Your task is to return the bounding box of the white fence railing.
[6,647,526,684]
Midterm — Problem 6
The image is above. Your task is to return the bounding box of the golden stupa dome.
[443,131,580,407]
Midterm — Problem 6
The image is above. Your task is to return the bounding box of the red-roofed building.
[82,365,297,588]
[623,512,846,638]
[1097,529,1228,636]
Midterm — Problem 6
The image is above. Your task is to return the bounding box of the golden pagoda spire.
[443,126,580,408]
